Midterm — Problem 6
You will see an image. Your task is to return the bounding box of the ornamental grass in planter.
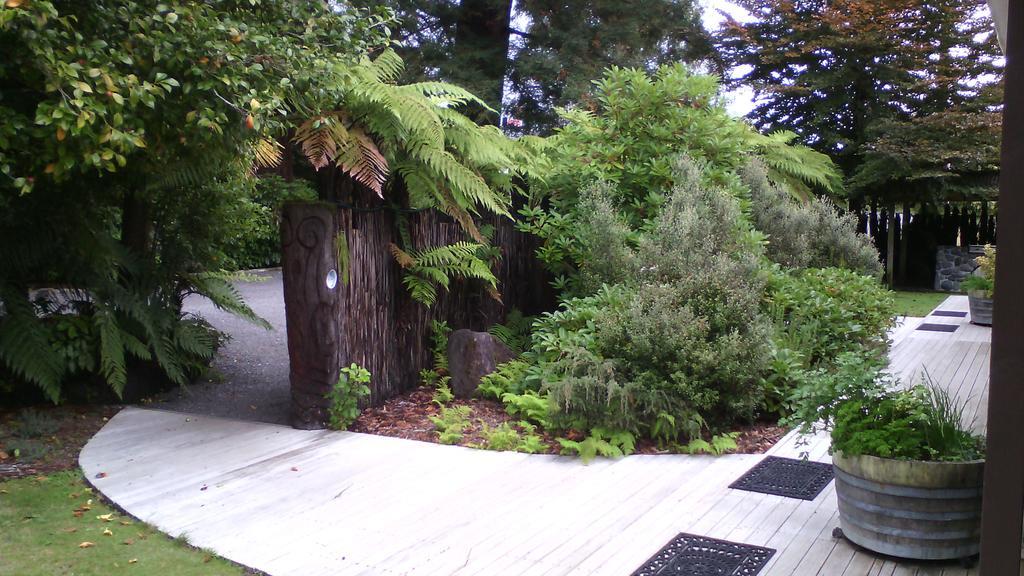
[961,245,995,326]
[787,358,985,562]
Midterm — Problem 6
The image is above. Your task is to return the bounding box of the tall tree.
[506,0,714,133]
[375,0,713,133]
[372,0,513,122]
[716,0,1002,186]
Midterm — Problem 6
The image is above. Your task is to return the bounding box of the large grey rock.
[447,330,515,398]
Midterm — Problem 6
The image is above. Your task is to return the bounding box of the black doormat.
[931,310,968,318]
[631,533,775,576]
[916,323,959,333]
[728,456,834,501]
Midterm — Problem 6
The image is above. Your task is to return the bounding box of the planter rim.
[833,451,985,490]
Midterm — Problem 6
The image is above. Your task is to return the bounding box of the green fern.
[288,49,541,243]
[391,242,498,306]
[186,273,271,329]
[749,130,844,200]
[0,290,64,403]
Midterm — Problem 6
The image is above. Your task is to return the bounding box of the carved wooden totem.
[281,202,341,429]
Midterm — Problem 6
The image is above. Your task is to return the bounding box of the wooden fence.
[281,181,554,428]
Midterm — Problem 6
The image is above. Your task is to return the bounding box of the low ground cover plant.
[325,364,371,431]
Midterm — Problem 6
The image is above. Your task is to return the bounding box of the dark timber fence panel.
[855,202,997,288]
[283,180,555,425]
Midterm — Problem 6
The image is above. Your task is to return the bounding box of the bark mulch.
[352,386,789,456]
[0,404,121,480]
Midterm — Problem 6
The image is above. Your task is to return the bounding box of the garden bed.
[0,405,121,480]
[351,386,787,456]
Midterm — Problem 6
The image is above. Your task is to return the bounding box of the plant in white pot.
[961,244,995,326]
[787,354,985,563]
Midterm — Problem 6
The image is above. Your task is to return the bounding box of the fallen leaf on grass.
[0,489,8,494]
[103,529,113,536]
[73,511,84,518]
[123,539,134,545]
[128,558,138,564]
[97,513,113,522]
[78,541,95,549]
[63,527,78,533]
[120,520,132,526]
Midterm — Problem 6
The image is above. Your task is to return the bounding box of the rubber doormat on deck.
[728,456,834,500]
[916,323,959,332]
[630,533,775,576]
[931,311,968,317]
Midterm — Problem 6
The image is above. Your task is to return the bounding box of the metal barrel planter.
[832,452,984,561]
[967,291,994,326]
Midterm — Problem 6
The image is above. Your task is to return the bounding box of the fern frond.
[95,307,127,397]
[749,130,844,199]
[187,273,271,329]
[253,137,283,169]
[336,127,388,198]
[0,291,64,403]
[400,82,496,113]
[395,242,500,306]
[389,243,416,268]
[368,48,405,82]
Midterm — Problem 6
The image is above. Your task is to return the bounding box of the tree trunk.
[281,203,342,429]
[121,190,151,256]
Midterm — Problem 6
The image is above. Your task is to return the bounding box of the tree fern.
[749,131,843,200]
[286,49,538,242]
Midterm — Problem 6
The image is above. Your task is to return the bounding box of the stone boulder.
[447,330,515,398]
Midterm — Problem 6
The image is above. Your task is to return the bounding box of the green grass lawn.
[892,290,950,317]
[0,472,245,576]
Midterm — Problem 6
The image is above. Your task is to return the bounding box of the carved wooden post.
[281,202,341,429]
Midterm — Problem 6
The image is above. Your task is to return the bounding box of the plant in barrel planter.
[961,245,995,326]
[788,355,985,563]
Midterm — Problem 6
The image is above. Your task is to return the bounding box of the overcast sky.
[700,0,757,117]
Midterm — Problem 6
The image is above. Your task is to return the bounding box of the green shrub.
[744,162,881,277]
[528,162,772,439]
[831,382,984,462]
[325,363,371,430]
[767,267,895,368]
[519,64,842,292]
[220,176,316,271]
[784,350,891,437]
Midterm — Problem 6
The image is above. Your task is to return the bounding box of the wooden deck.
[79,296,998,576]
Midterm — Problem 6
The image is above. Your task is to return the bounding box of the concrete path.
[155,270,290,425]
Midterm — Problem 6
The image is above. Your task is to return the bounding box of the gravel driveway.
[154,270,291,424]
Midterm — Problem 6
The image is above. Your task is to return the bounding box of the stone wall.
[934,245,984,291]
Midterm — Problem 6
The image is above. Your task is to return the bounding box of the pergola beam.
[979,0,1024,573]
